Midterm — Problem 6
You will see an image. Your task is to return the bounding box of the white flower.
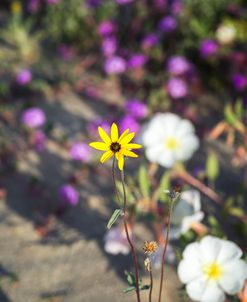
[178,236,247,302]
[141,113,199,168]
[169,190,204,239]
[104,226,130,255]
[216,24,236,45]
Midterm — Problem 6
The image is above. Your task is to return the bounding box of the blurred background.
[0,0,246,301]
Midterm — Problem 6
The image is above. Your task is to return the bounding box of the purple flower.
[167,56,191,76]
[46,0,60,4]
[119,115,140,133]
[125,99,148,119]
[158,16,177,33]
[231,74,247,92]
[86,0,102,7]
[87,120,111,136]
[58,44,74,61]
[33,130,46,152]
[59,184,79,206]
[97,21,116,37]
[141,34,159,49]
[127,54,147,69]
[104,226,131,255]
[101,37,117,57]
[115,0,134,4]
[171,0,183,15]
[27,0,40,12]
[167,78,188,99]
[70,142,92,162]
[104,56,126,75]
[200,39,219,58]
[21,107,46,128]
[16,69,32,85]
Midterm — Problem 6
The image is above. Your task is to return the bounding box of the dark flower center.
[110,142,121,152]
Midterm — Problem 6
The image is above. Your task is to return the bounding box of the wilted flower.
[169,190,204,239]
[104,225,130,255]
[125,99,148,119]
[32,130,46,152]
[167,78,188,99]
[158,16,177,33]
[178,236,247,302]
[141,34,159,49]
[59,184,79,206]
[143,241,158,255]
[70,142,92,162]
[119,115,140,134]
[89,122,142,170]
[16,69,32,86]
[104,56,126,75]
[97,21,116,37]
[231,73,247,92]
[200,39,219,58]
[101,37,117,57]
[127,54,147,69]
[141,113,199,168]
[167,56,191,76]
[216,24,236,45]
[21,107,46,129]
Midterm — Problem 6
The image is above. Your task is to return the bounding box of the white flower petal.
[183,242,201,260]
[219,259,247,294]
[178,258,203,283]
[180,190,201,212]
[199,236,222,263]
[157,150,176,168]
[181,212,204,234]
[216,240,243,264]
[176,119,196,138]
[145,144,164,163]
[186,278,225,302]
[175,136,199,160]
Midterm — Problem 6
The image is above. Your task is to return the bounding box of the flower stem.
[120,169,141,302]
[148,263,153,302]
[158,201,173,302]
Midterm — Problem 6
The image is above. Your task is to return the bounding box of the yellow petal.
[118,128,129,142]
[117,154,124,170]
[89,142,109,151]
[118,132,135,145]
[98,127,111,145]
[122,149,138,158]
[100,150,113,163]
[122,143,142,149]
[111,123,119,142]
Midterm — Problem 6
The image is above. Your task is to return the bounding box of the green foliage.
[153,171,171,203]
[123,271,150,294]
[138,165,150,198]
[107,209,122,229]
[206,152,219,182]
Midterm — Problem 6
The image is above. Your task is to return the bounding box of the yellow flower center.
[203,262,223,280]
[166,137,179,150]
[110,142,121,153]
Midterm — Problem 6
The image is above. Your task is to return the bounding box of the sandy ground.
[0,91,182,302]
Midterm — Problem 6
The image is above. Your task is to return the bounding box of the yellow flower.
[143,241,158,255]
[89,123,142,170]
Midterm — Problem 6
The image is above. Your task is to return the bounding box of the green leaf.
[107,209,122,229]
[154,171,171,202]
[224,104,237,126]
[206,152,219,182]
[228,207,245,218]
[124,270,136,286]
[138,165,150,198]
[123,286,136,293]
[140,285,150,291]
[235,99,243,119]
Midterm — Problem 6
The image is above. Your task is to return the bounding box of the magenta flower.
[86,0,102,7]
[58,44,74,61]
[119,115,140,133]
[127,54,147,69]
[33,130,46,152]
[21,107,46,128]
[97,21,116,37]
[200,39,219,58]
[167,56,191,76]
[231,73,247,92]
[27,0,40,12]
[59,184,79,206]
[141,34,159,49]
[115,0,134,4]
[69,142,92,162]
[167,78,188,99]
[126,99,148,119]
[159,16,177,33]
[101,37,117,57]
[104,56,126,75]
[16,69,32,85]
